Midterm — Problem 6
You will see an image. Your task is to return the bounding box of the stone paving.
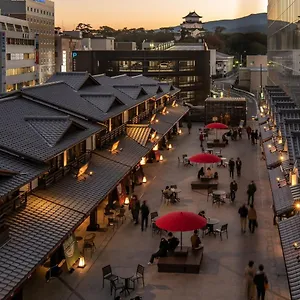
[23,121,290,300]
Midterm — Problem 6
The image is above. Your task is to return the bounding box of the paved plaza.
[23,120,290,300]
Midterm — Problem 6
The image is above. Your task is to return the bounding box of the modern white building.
[1,0,55,84]
[216,52,234,77]
[0,15,37,93]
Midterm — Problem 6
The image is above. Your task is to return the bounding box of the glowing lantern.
[168,144,172,150]
[159,155,163,161]
[124,197,130,205]
[142,176,147,183]
[78,257,86,268]
[140,157,146,165]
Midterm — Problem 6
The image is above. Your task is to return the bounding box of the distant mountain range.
[160,13,267,34]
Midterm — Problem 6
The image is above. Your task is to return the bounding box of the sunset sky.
[54,0,268,30]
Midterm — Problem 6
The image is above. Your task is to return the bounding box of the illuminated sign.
[72,52,78,58]
[61,50,67,72]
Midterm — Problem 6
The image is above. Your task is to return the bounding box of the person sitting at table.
[190,230,203,250]
[205,167,213,178]
[197,167,205,179]
[148,237,169,264]
[163,186,177,204]
[214,171,219,179]
[167,232,179,253]
[198,210,207,219]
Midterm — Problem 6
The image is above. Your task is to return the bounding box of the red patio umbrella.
[156,211,207,250]
[189,153,221,164]
[205,123,228,139]
[205,122,228,129]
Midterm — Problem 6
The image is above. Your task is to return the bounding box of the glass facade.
[268,0,300,104]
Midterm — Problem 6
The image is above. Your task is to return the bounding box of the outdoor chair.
[110,279,124,298]
[150,212,158,225]
[116,207,126,224]
[201,225,209,238]
[83,233,96,257]
[152,222,162,236]
[214,224,228,241]
[130,264,145,288]
[102,265,118,288]
[207,188,214,202]
[178,156,184,166]
[108,217,118,230]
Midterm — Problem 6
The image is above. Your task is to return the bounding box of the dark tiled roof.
[126,125,152,147]
[0,195,84,300]
[262,141,281,169]
[278,215,300,300]
[114,86,148,100]
[290,132,300,159]
[260,125,275,142]
[34,154,130,213]
[94,136,150,167]
[290,184,300,202]
[268,167,294,215]
[0,96,103,162]
[47,72,99,90]
[22,82,106,122]
[0,152,47,198]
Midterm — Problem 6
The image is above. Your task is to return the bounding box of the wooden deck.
[157,248,203,274]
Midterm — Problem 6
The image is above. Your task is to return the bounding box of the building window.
[6,66,35,76]
[6,23,14,31]
[179,60,195,71]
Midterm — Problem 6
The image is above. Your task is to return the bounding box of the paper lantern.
[78,257,86,268]
[124,197,130,205]
[140,157,146,165]
[159,155,163,161]
[142,176,147,183]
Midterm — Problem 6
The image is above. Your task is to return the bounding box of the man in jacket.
[247,181,257,205]
[254,264,268,300]
[167,232,179,253]
[248,204,257,233]
[236,157,242,177]
[229,158,235,179]
[199,130,204,147]
[140,200,150,232]
[238,204,248,233]
[230,180,238,202]
[148,238,169,264]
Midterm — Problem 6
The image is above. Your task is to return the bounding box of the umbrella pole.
[181,231,183,251]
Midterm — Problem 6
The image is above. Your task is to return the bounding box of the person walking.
[251,130,255,145]
[230,180,238,202]
[254,264,269,300]
[199,130,204,147]
[247,181,257,205]
[133,197,140,225]
[187,121,192,134]
[246,126,252,140]
[140,200,150,232]
[254,129,259,144]
[236,157,242,177]
[248,204,257,233]
[238,204,248,233]
[229,158,235,179]
[245,260,256,300]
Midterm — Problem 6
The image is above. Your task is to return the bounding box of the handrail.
[100,123,126,146]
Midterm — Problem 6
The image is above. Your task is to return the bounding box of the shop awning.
[150,105,189,136]
[0,196,84,300]
[34,154,130,213]
[260,125,275,142]
[94,136,152,167]
[278,215,300,300]
[268,167,294,216]
[126,124,152,147]
[262,141,282,169]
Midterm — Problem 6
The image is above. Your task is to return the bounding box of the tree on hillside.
[97,26,116,37]
[75,23,94,34]
[214,26,226,34]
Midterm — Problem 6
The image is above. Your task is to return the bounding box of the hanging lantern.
[142,176,147,183]
[140,157,146,165]
[159,155,163,161]
[78,257,86,268]
[124,196,130,205]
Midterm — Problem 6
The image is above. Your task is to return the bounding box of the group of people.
[245,261,269,300]
[198,167,218,179]
[228,127,242,141]
[246,126,260,145]
[162,186,180,204]
[238,204,258,233]
[228,157,242,178]
[129,195,150,231]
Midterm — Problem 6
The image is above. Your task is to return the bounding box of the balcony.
[100,123,126,146]
[130,109,151,124]
[40,152,92,188]
[0,191,28,218]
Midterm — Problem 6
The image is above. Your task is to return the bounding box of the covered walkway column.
[87,207,100,231]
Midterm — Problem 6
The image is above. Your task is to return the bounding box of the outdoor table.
[212,190,226,204]
[206,148,214,154]
[206,218,220,235]
[116,268,134,296]
[219,157,227,167]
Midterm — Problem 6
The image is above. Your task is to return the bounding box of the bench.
[157,248,203,274]
[207,141,227,148]
[191,180,218,190]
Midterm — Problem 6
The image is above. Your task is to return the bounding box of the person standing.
[230,180,238,202]
[133,197,140,225]
[187,121,192,134]
[238,204,248,233]
[251,130,255,145]
[247,181,257,205]
[199,130,204,147]
[245,260,256,300]
[248,204,257,233]
[236,157,242,177]
[246,126,252,140]
[229,158,235,179]
[254,264,268,300]
[140,200,150,232]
